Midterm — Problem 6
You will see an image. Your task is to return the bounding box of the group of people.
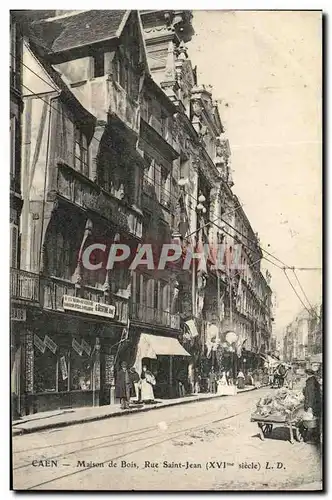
[115,361,156,410]
[207,366,280,393]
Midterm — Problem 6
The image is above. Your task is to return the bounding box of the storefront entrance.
[132,333,191,399]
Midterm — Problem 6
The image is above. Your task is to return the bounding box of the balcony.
[142,177,177,212]
[131,302,180,330]
[56,163,143,239]
[10,269,129,323]
[41,277,129,324]
[71,76,139,134]
[10,268,40,302]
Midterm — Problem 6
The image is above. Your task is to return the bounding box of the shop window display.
[34,349,57,393]
[70,352,93,391]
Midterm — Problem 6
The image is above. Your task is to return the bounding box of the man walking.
[115,361,132,409]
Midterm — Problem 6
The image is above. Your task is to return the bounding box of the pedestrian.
[302,366,322,442]
[115,361,133,410]
[208,366,217,393]
[140,365,156,403]
[237,370,245,389]
[262,367,269,386]
[226,370,233,386]
[245,370,253,386]
[129,366,140,403]
[194,374,201,394]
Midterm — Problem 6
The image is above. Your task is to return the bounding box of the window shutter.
[10,224,18,268]
[62,109,75,167]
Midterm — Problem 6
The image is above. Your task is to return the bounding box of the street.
[12,388,322,491]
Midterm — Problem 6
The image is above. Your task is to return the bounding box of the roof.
[30,10,128,54]
[27,43,95,129]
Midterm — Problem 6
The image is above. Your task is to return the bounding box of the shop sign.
[44,335,57,354]
[72,338,83,356]
[82,339,91,356]
[11,307,26,322]
[34,334,46,354]
[60,356,68,380]
[105,354,115,385]
[63,295,116,319]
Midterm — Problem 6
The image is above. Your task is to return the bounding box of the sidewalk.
[12,386,258,437]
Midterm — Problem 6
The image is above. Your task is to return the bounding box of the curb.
[12,386,259,437]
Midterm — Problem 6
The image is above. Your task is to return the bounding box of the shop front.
[132,333,191,399]
[20,307,124,415]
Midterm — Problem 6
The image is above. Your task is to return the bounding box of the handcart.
[251,404,304,444]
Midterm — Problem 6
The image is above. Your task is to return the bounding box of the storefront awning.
[140,333,191,357]
[133,333,191,375]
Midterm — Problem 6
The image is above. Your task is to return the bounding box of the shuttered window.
[10,224,18,268]
[74,128,89,176]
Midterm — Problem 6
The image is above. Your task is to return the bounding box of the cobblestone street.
[12,388,322,491]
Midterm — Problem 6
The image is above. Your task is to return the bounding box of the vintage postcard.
[10,9,322,491]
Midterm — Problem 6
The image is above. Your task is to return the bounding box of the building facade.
[10,9,273,415]
[283,305,322,363]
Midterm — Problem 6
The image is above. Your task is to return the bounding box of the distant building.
[283,306,321,362]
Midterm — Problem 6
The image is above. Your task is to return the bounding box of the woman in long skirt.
[140,365,156,403]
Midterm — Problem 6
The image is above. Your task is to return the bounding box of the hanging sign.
[44,335,57,354]
[105,354,115,385]
[72,338,83,356]
[60,356,68,380]
[63,295,116,319]
[82,339,91,356]
[34,334,45,354]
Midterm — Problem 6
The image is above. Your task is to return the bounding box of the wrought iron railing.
[10,268,40,302]
[131,302,180,330]
[40,277,129,324]
[142,177,176,211]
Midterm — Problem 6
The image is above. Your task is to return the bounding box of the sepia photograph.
[10,8,322,491]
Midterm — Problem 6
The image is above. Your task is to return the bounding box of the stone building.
[283,305,322,363]
[10,10,274,414]
[10,11,24,418]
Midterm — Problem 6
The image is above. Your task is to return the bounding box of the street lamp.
[178,177,189,188]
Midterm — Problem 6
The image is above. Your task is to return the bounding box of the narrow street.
[12,389,322,491]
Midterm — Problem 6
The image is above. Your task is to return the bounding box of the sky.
[189,10,322,336]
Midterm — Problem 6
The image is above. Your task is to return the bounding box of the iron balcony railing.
[41,276,129,324]
[142,177,176,211]
[131,302,180,330]
[10,268,40,302]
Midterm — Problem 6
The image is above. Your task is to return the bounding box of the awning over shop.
[140,334,191,357]
[260,354,280,368]
[133,333,191,375]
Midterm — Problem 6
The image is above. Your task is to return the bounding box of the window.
[113,51,133,95]
[10,22,17,88]
[93,52,105,78]
[144,153,171,205]
[70,352,93,391]
[74,128,89,176]
[34,349,57,393]
[10,115,16,180]
[119,63,126,89]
